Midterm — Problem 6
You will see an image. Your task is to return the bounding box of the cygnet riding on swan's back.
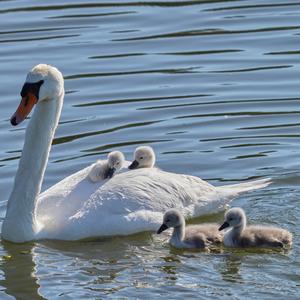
[128,146,155,169]
[219,207,292,248]
[2,64,272,243]
[88,151,125,182]
[157,209,222,249]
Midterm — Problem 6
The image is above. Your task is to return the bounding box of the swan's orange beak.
[10,93,38,126]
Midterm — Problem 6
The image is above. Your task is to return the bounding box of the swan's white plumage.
[2,64,272,242]
[2,64,64,242]
[36,167,271,240]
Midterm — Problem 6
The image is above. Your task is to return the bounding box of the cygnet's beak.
[105,167,116,179]
[11,81,43,126]
[218,221,230,231]
[128,160,139,169]
[157,223,168,234]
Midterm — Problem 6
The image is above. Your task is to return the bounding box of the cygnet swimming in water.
[219,207,293,248]
[128,146,155,169]
[157,209,223,249]
[88,151,125,182]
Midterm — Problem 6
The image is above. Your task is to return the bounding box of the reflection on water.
[159,255,181,282]
[0,0,299,298]
[0,242,45,300]
[219,253,244,283]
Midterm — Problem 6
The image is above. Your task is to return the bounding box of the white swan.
[157,209,222,249]
[219,207,293,248]
[2,64,272,243]
[88,151,125,182]
[128,146,155,169]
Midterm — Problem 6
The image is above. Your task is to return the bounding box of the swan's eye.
[165,219,170,223]
[116,162,120,165]
[140,157,143,160]
[20,80,44,102]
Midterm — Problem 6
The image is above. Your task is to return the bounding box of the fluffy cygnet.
[219,207,293,248]
[157,209,222,249]
[128,146,155,169]
[88,151,125,182]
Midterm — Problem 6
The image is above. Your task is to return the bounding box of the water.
[0,0,299,298]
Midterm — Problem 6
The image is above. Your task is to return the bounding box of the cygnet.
[128,146,155,169]
[157,209,222,249]
[88,151,125,182]
[219,207,293,248]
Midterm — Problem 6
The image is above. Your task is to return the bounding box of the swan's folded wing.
[36,166,102,224]
[37,168,223,240]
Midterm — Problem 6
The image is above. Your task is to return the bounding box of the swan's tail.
[216,178,272,200]
[189,177,272,217]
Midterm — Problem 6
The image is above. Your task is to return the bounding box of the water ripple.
[0,0,299,299]
[205,2,300,12]
[65,67,198,80]
[113,26,300,41]
[0,34,80,44]
[53,120,163,145]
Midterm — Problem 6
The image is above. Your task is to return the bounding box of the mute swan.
[128,146,155,169]
[157,209,222,249]
[2,64,272,243]
[219,207,292,248]
[88,151,125,182]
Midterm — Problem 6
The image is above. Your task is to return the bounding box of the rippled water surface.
[0,0,299,299]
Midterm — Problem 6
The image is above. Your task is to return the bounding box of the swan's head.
[128,146,155,169]
[157,209,185,234]
[219,207,246,231]
[11,64,64,126]
[105,151,125,178]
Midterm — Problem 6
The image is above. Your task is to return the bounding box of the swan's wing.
[37,161,132,221]
[56,169,219,239]
[244,226,292,248]
[36,166,271,240]
[36,165,101,225]
[36,167,220,240]
[76,168,217,217]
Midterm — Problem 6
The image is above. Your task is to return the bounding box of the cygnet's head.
[11,64,64,126]
[219,207,246,231]
[157,209,185,234]
[106,151,125,178]
[128,146,155,169]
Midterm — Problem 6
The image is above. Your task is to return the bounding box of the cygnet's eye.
[140,156,144,160]
[165,219,170,223]
[116,162,120,165]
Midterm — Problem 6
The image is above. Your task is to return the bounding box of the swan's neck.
[147,159,155,168]
[224,220,246,246]
[170,224,185,247]
[234,218,246,236]
[2,93,63,242]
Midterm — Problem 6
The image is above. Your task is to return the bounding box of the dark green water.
[0,0,299,299]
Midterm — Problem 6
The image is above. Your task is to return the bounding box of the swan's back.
[185,224,223,247]
[238,225,293,248]
[36,167,268,241]
[71,168,217,221]
[36,168,219,239]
